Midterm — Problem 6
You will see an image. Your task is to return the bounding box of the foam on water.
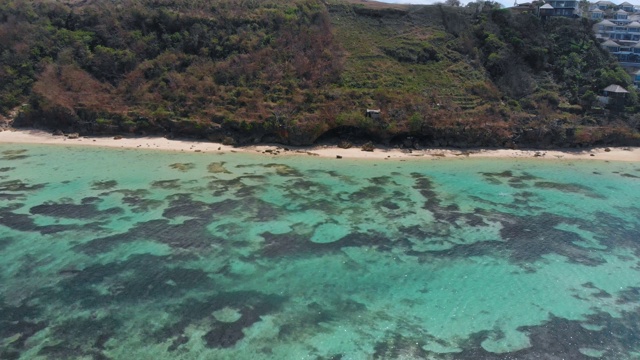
[0,144,639,359]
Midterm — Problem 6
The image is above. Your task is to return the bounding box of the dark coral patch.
[616,287,640,305]
[1,149,29,161]
[264,163,303,177]
[163,194,238,220]
[196,197,282,222]
[498,212,604,266]
[207,162,230,174]
[284,179,330,193]
[202,306,262,348]
[38,316,120,359]
[0,300,47,353]
[0,179,46,192]
[621,173,640,178]
[0,193,24,200]
[234,184,261,198]
[105,189,151,197]
[30,203,123,220]
[412,174,491,226]
[0,207,75,233]
[151,291,286,349]
[40,254,213,309]
[151,179,181,189]
[338,231,394,250]
[480,171,540,189]
[534,181,605,199]
[261,229,396,258]
[279,300,366,341]
[294,199,339,213]
[411,173,440,208]
[91,180,118,190]
[77,194,244,253]
[122,197,163,213]
[0,236,12,251]
[379,200,400,210]
[101,188,160,213]
[0,167,15,172]
[368,176,396,186]
[250,200,280,221]
[580,211,640,257]
[374,333,429,359]
[349,186,385,202]
[403,209,607,269]
[308,169,342,178]
[451,311,640,359]
[207,177,265,198]
[169,163,195,172]
[167,335,189,352]
[481,170,514,178]
[261,231,326,257]
[81,197,102,205]
[0,206,99,234]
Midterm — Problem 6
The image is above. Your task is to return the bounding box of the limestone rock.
[338,140,352,149]
[361,141,374,152]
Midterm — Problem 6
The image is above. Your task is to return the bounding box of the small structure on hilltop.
[509,2,536,14]
[535,0,581,17]
[599,84,629,109]
[539,3,555,17]
[365,109,381,121]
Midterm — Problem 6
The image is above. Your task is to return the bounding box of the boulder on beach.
[361,141,374,152]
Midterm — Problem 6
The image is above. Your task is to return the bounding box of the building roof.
[635,69,640,75]
[602,39,620,47]
[620,2,634,6]
[604,84,629,93]
[627,21,640,27]
[616,9,629,14]
[598,19,617,26]
[590,8,604,12]
[633,42,640,48]
[596,0,615,4]
[510,3,534,9]
[540,4,554,9]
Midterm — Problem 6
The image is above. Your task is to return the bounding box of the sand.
[0,129,638,162]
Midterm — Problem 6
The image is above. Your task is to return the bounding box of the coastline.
[0,128,639,162]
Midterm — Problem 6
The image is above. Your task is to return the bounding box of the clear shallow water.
[0,144,639,359]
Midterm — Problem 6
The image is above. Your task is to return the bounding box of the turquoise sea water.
[0,143,640,359]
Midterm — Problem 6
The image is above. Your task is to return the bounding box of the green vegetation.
[0,0,638,147]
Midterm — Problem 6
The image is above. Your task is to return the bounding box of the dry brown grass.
[339,0,414,10]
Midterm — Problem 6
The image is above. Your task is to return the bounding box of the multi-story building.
[541,0,582,17]
[589,8,605,19]
[593,2,640,65]
[620,1,635,12]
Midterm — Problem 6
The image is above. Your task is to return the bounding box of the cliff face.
[1,0,639,147]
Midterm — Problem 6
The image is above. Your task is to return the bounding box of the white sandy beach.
[0,129,639,162]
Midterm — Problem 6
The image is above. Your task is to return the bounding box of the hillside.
[1,0,639,147]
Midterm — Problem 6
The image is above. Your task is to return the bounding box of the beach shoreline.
[0,128,639,162]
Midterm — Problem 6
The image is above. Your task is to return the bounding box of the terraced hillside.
[1,0,639,147]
